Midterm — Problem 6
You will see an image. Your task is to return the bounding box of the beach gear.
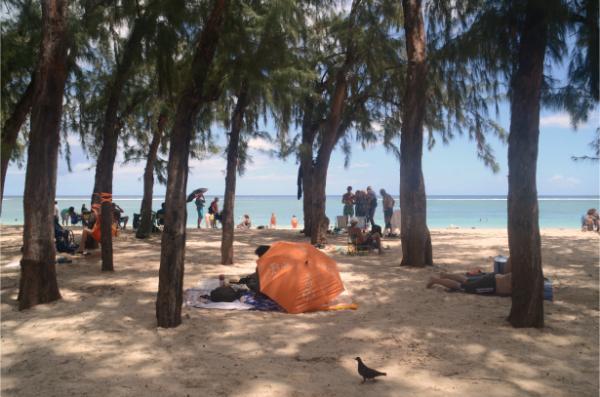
[257,241,345,314]
[493,255,508,273]
[186,188,208,202]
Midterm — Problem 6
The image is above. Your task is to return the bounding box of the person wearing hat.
[348,218,382,254]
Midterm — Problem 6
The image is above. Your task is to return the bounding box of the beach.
[1,226,598,396]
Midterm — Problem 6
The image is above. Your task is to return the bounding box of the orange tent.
[257,241,345,314]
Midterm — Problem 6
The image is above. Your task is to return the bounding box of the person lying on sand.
[426,258,512,296]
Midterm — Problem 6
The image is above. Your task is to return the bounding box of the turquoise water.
[2,195,598,229]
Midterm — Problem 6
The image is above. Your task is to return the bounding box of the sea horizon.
[2,194,599,229]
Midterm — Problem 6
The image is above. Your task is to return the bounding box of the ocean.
[2,195,598,229]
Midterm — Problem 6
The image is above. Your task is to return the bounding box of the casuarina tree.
[156,0,228,328]
[218,0,306,264]
[398,0,432,266]
[18,0,69,310]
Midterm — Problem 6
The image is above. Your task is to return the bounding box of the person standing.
[354,190,365,218]
[194,192,206,228]
[270,213,277,229]
[366,186,378,228]
[380,189,395,235]
[341,186,355,218]
[54,201,60,223]
[291,215,298,229]
[208,197,220,228]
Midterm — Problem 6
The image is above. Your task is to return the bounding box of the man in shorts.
[426,259,512,296]
[342,186,355,217]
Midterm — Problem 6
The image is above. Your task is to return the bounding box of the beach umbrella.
[186,188,208,202]
[257,241,345,314]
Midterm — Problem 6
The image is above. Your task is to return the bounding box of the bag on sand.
[210,286,244,302]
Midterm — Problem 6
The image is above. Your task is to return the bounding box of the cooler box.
[493,255,508,273]
[544,278,553,301]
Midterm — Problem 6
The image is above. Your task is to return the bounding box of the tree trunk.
[18,0,68,310]
[299,99,318,236]
[1,75,36,213]
[92,19,145,272]
[156,0,227,328]
[507,1,548,328]
[136,113,166,239]
[308,0,359,245]
[399,0,432,267]
[221,82,249,265]
[310,67,350,245]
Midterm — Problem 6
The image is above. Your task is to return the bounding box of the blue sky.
[4,107,599,197]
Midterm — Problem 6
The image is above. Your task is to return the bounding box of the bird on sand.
[355,357,387,383]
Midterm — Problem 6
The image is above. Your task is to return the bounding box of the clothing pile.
[183,278,283,311]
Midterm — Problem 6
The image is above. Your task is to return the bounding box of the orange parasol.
[257,241,345,314]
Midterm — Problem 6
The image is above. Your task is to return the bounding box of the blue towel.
[242,292,283,311]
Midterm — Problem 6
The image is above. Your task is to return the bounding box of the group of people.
[193,192,222,229]
[55,201,128,230]
[192,191,300,230]
[342,186,396,234]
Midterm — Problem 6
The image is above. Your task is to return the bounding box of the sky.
[4,106,599,197]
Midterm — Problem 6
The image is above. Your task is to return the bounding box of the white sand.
[1,226,598,396]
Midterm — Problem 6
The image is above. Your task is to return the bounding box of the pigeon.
[355,357,387,383]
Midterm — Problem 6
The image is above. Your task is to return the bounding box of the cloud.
[247,138,275,151]
[370,121,383,132]
[66,135,82,148]
[242,173,295,182]
[72,162,92,172]
[540,114,573,128]
[549,174,581,188]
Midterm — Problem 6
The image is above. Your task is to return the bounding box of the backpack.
[210,286,244,302]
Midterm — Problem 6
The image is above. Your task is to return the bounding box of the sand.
[1,226,598,397]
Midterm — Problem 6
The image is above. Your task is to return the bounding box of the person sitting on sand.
[76,204,117,254]
[581,208,599,232]
[237,214,252,229]
[348,218,382,254]
[156,202,166,226]
[112,203,129,230]
[426,258,512,296]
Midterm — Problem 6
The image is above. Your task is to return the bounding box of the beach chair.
[336,216,348,229]
[355,216,367,230]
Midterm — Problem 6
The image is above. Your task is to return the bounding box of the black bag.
[238,272,260,294]
[133,213,141,229]
[210,286,244,302]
